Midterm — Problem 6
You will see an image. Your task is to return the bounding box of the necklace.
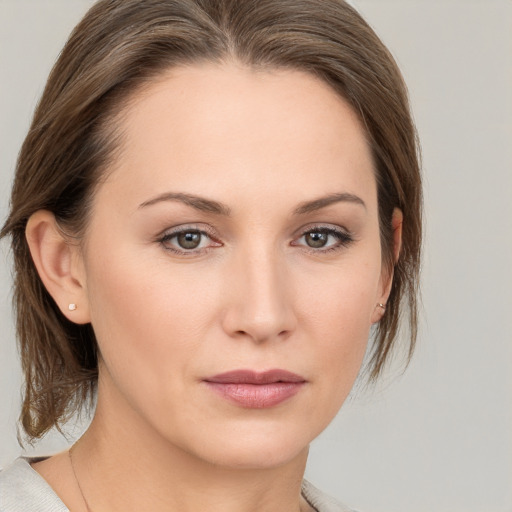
[68,446,93,512]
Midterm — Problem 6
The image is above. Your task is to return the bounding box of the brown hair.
[1,0,422,440]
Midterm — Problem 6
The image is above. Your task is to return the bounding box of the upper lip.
[205,369,306,384]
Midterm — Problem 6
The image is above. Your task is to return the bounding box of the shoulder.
[0,458,69,512]
[301,480,359,512]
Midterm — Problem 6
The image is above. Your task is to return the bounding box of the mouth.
[203,369,306,408]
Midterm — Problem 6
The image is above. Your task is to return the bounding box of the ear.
[25,210,91,324]
[371,208,403,324]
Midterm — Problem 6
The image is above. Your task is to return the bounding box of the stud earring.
[377,303,386,310]
[68,303,77,311]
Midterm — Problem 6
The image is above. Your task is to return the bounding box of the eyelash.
[157,224,354,256]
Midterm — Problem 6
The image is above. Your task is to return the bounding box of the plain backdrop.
[1,1,511,511]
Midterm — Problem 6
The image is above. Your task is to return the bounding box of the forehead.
[100,62,377,214]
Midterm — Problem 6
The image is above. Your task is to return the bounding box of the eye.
[292,226,354,252]
[304,231,330,248]
[176,231,202,250]
[159,226,221,255]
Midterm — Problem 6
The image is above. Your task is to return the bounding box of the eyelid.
[158,223,217,239]
[293,222,352,239]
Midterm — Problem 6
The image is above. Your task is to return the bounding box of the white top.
[0,458,356,512]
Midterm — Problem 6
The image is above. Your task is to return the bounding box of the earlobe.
[371,208,403,324]
[25,210,90,324]
[370,302,387,325]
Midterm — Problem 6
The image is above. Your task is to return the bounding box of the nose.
[221,246,297,344]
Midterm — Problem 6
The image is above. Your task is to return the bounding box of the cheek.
[307,283,372,374]
[83,253,226,444]
[298,250,382,338]
[295,251,382,408]
[82,238,216,392]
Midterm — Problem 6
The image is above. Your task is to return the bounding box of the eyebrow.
[138,191,365,216]
[139,192,231,216]
[293,193,366,215]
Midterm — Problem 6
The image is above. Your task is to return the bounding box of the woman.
[0,1,421,511]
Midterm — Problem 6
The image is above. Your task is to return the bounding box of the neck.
[72,378,311,512]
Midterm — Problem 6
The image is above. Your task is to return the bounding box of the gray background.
[1,1,511,511]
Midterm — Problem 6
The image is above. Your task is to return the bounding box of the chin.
[202,439,309,470]
[166,418,317,471]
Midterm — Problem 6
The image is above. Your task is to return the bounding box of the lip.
[204,369,306,408]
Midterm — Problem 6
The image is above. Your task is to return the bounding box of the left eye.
[293,227,353,250]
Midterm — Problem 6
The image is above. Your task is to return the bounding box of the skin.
[27,62,401,512]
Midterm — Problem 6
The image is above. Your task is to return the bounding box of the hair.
[1,0,422,440]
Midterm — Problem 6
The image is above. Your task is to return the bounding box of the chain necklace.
[68,446,93,512]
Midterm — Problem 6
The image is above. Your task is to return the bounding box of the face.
[77,63,389,468]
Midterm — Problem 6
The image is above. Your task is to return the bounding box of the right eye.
[158,227,221,255]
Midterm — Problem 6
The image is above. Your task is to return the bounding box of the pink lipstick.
[204,369,306,408]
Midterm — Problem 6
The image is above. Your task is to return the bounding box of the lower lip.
[205,382,304,408]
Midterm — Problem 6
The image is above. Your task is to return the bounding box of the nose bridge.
[223,239,295,343]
